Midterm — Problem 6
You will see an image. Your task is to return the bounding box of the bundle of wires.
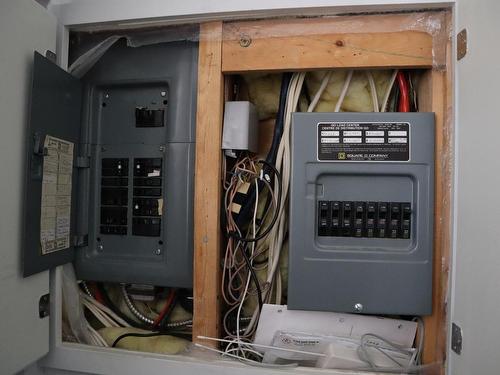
[79,282,193,348]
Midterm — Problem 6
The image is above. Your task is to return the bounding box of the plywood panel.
[192,21,225,345]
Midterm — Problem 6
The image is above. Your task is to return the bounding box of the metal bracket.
[457,29,467,61]
[74,156,91,168]
[73,234,89,247]
[33,132,48,156]
[451,322,463,355]
[39,293,50,318]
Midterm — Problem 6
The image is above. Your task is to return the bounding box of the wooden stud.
[419,41,453,368]
[192,21,224,346]
[222,15,437,73]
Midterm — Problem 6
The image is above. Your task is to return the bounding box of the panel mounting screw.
[354,303,363,312]
[105,94,109,98]
[160,91,167,97]
[155,248,162,255]
[97,244,104,252]
[239,34,252,48]
[159,145,166,152]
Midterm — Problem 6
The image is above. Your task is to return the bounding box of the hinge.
[33,132,48,156]
[74,156,91,169]
[451,322,463,355]
[45,50,57,64]
[39,293,50,318]
[457,29,467,61]
[73,234,88,247]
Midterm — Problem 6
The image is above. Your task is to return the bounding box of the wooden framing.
[193,12,453,369]
[193,21,225,343]
[222,17,434,73]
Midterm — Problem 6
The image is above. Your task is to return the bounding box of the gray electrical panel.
[23,39,198,288]
[288,112,434,315]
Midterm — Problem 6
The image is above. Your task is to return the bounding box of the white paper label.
[343,131,362,137]
[366,138,385,144]
[388,131,407,136]
[40,135,74,255]
[343,138,362,143]
[321,138,340,143]
[366,131,384,136]
[321,131,340,136]
[388,137,407,144]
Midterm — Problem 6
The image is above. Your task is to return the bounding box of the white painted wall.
[0,0,56,374]
[449,0,500,374]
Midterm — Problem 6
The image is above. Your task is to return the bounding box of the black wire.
[96,283,151,330]
[111,331,191,348]
[266,73,292,164]
[230,160,282,243]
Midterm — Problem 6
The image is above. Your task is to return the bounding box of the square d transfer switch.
[288,112,434,315]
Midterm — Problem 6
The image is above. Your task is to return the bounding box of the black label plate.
[317,122,410,162]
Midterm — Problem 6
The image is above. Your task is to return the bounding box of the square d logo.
[338,152,346,160]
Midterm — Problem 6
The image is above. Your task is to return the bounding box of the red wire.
[90,282,105,304]
[396,71,410,112]
[153,289,176,328]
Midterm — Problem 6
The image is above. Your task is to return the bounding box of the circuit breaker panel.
[23,39,197,287]
[75,40,197,287]
[288,113,434,315]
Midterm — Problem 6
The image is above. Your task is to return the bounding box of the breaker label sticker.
[40,135,74,255]
[317,122,410,161]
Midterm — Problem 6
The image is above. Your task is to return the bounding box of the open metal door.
[23,52,82,277]
[449,0,500,374]
[0,1,61,374]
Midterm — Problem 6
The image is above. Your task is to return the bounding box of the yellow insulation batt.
[243,70,393,119]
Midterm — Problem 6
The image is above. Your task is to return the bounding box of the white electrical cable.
[82,299,116,328]
[243,72,306,336]
[307,71,332,112]
[366,71,379,112]
[194,343,299,369]
[198,335,326,357]
[334,70,353,112]
[79,291,132,327]
[234,179,259,352]
[380,69,398,112]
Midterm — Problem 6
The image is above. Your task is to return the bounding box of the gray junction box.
[23,39,198,288]
[288,112,435,315]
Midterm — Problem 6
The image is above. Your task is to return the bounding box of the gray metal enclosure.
[73,40,198,287]
[288,112,435,315]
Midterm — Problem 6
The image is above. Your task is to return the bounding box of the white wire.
[235,179,259,352]
[86,322,109,347]
[198,335,326,357]
[334,70,353,112]
[82,299,116,328]
[307,71,332,112]
[380,69,398,112]
[79,291,131,327]
[366,71,379,112]
[194,343,299,369]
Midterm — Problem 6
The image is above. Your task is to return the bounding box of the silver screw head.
[155,248,162,255]
[354,303,363,312]
[159,145,166,152]
[239,34,252,48]
[97,244,104,252]
[160,91,167,97]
